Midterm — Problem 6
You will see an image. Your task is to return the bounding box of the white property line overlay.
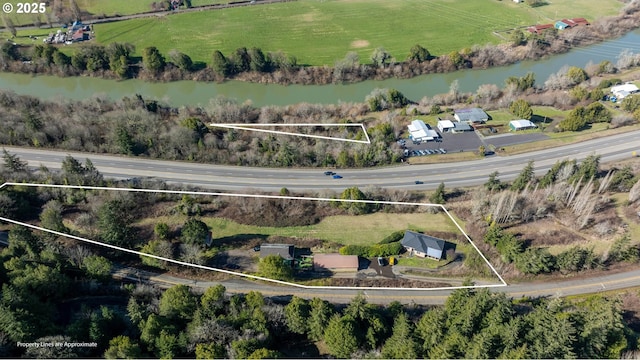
[0,182,507,290]
[209,123,372,144]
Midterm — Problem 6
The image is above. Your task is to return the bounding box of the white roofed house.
[408,120,440,142]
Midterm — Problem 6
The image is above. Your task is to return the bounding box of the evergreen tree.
[381,312,419,359]
[324,315,359,358]
[284,296,310,335]
[485,171,504,191]
[509,99,533,120]
[430,182,446,204]
[511,160,535,191]
[142,46,166,75]
[307,297,334,341]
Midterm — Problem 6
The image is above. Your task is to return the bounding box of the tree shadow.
[213,233,269,248]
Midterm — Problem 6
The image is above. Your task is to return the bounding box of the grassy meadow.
[91,0,624,66]
[138,211,459,246]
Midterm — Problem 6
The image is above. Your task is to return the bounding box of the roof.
[408,120,439,140]
[454,108,488,122]
[260,243,294,260]
[555,21,570,29]
[437,120,455,129]
[571,17,590,26]
[510,119,537,129]
[611,83,639,94]
[313,254,359,270]
[527,24,554,34]
[401,231,445,254]
[453,122,472,131]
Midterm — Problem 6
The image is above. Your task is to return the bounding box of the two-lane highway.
[3,129,640,191]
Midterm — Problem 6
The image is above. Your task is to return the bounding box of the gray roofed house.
[454,108,489,124]
[259,243,294,261]
[401,231,446,260]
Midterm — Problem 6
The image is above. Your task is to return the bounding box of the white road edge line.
[0,182,507,290]
[209,123,372,144]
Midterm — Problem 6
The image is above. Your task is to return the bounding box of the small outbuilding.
[454,108,489,124]
[509,119,538,131]
[259,243,294,261]
[313,254,359,272]
[555,21,570,30]
[401,231,446,260]
[527,23,554,34]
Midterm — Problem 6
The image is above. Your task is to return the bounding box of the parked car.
[439,148,447,154]
[253,245,261,252]
[377,257,385,266]
[332,174,343,179]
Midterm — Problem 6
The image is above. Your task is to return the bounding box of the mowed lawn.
[138,211,458,246]
[93,0,552,66]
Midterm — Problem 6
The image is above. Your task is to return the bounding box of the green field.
[90,0,624,66]
[138,211,457,246]
[0,0,233,27]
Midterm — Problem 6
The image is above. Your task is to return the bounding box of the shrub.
[339,242,404,257]
[379,230,405,244]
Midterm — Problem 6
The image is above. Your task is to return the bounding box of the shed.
[571,17,590,26]
[454,108,489,124]
[527,24,554,34]
[259,244,294,261]
[509,119,537,131]
[408,120,440,142]
[401,231,446,260]
[437,120,455,133]
[555,21,570,30]
[313,254,359,272]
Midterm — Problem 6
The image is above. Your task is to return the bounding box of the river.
[1,30,639,108]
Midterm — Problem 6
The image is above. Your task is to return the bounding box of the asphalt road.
[4,130,640,304]
[114,265,640,305]
[3,129,640,192]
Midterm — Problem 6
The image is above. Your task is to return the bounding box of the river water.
[1,29,639,107]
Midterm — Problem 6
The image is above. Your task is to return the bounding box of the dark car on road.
[324,171,335,175]
[415,180,424,184]
[332,174,343,179]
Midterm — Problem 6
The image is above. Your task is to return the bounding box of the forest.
[0,141,640,357]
